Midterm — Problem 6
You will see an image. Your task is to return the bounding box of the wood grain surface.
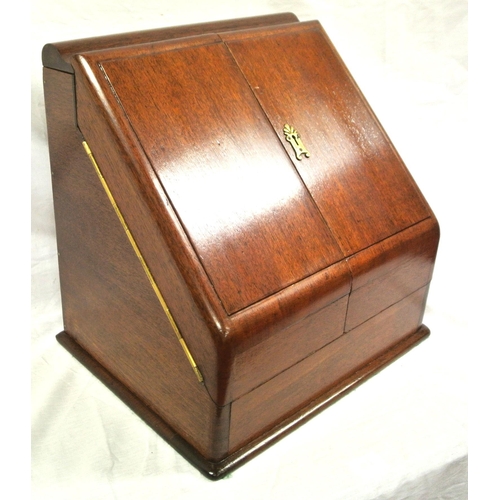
[223,22,431,255]
[44,67,230,461]
[43,14,439,478]
[42,13,299,72]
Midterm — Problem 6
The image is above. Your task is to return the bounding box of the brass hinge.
[82,141,204,383]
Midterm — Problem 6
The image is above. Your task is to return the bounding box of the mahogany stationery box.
[42,13,439,479]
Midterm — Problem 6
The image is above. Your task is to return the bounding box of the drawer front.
[229,286,429,452]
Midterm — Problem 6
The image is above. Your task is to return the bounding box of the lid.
[223,22,430,255]
[80,36,345,315]
[76,21,431,316]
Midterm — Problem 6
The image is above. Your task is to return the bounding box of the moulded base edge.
[56,325,429,480]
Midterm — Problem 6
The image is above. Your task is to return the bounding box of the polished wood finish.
[223,23,431,256]
[72,29,352,406]
[43,14,439,479]
[42,13,299,73]
[43,67,229,460]
[95,40,343,314]
[229,286,430,452]
[56,324,430,480]
[345,218,439,330]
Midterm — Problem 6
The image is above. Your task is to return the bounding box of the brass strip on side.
[82,141,204,383]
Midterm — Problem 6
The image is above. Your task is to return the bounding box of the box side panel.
[223,23,431,256]
[72,58,238,404]
[229,286,429,453]
[44,67,229,461]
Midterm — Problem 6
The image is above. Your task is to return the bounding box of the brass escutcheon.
[283,124,310,160]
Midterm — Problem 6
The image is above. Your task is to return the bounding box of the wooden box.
[42,13,439,479]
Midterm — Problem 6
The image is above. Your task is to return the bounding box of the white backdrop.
[31,1,470,499]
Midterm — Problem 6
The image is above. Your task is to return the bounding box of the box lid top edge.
[41,12,300,73]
